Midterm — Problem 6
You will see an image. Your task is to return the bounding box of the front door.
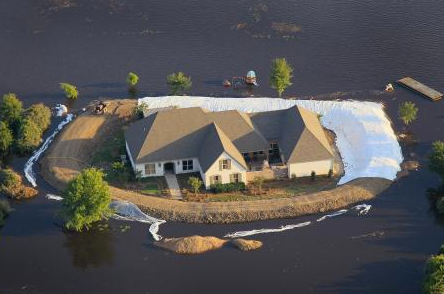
[164,162,175,174]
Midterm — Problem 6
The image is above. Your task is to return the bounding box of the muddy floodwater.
[1,0,444,293]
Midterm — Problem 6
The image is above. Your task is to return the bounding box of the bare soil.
[40,99,392,223]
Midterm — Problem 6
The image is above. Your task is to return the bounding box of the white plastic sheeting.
[55,104,68,117]
[109,200,166,241]
[138,96,403,185]
[46,195,166,241]
[224,204,372,238]
[24,114,74,187]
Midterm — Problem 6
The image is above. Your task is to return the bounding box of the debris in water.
[24,114,74,187]
[55,104,68,116]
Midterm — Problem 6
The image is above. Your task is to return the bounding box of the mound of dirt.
[231,239,263,251]
[154,235,227,254]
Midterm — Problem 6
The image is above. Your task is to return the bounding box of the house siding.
[134,158,201,177]
[203,152,247,188]
[287,159,334,178]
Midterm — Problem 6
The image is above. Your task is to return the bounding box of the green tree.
[429,141,444,182]
[0,199,12,228]
[60,83,79,100]
[62,168,113,232]
[16,119,42,153]
[269,58,293,97]
[0,121,13,156]
[188,176,203,196]
[398,101,418,126]
[167,72,192,95]
[423,252,444,294]
[126,72,139,87]
[25,103,52,132]
[0,93,23,127]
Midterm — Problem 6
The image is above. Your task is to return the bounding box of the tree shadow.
[63,225,114,269]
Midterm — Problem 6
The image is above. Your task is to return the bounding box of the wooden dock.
[397,77,443,101]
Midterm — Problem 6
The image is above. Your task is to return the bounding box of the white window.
[145,163,156,175]
[211,175,222,185]
[230,173,241,183]
[182,159,194,171]
[220,159,231,170]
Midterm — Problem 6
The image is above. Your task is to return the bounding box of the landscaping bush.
[25,103,52,132]
[133,102,148,119]
[423,252,444,294]
[311,171,316,182]
[210,182,246,193]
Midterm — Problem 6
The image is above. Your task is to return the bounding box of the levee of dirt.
[40,99,136,191]
[40,99,392,224]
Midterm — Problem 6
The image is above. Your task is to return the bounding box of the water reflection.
[63,225,114,269]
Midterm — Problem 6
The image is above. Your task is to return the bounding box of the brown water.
[1,0,444,293]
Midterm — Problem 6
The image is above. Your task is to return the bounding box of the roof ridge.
[211,122,248,169]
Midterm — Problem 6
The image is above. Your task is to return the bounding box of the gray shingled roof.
[125,105,333,169]
[249,105,334,164]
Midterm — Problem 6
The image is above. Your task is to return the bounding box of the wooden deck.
[397,77,443,101]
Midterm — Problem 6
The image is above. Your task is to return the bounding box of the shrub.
[25,103,52,132]
[62,168,113,232]
[0,121,13,156]
[0,169,22,198]
[0,169,37,199]
[167,72,192,95]
[60,83,79,100]
[210,182,246,193]
[251,177,264,194]
[133,102,148,118]
[188,176,203,196]
[0,93,23,127]
[126,72,139,87]
[423,253,444,294]
[311,171,316,181]
[16,118,42,153]
[269,58,293,97]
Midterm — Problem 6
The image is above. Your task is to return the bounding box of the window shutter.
[228,159,231,170]
[219,160,223,171]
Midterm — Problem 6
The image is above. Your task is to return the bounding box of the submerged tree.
[25,103,52,132]
[429,141,444,183]
[269,58,293,97]
[126,72,139,87]
[0,121,13,156]
[188,176,202,196]
[16,119,42,153]
[167,72,192,95]
[398,101,418,126]
[0,93,23,128]
[62,168,113,232]
[60,83,79,100]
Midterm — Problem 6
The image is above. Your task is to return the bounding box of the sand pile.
[154,235,227,254]
[231,239,263,251]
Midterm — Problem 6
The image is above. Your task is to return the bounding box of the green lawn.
[140,182,160,195]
